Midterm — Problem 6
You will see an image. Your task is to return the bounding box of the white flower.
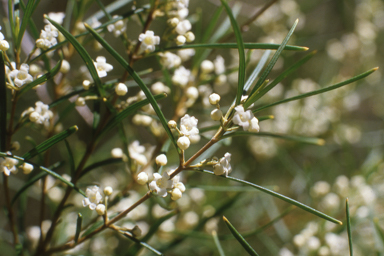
[21,162,34,174]
[111,148,123,158]
[180,114,199,140]
[22,101,53,127]
[0,40,9,51]
[171,188,183,200]
[213,153,231,176]
[175,20,192,35]
[94,56,113,78]
[36,25,58,50]
[177,49,195,62]
[45,12,65,25]
[159,52,181,69]
[115,83,128,96]
[137,172,149,185]
[172,66,191,87]
[82,186,102,210]
[232,105,260,132]
[107,16,127,37]
[177,136,190,150]
[128,141,147,166]
[201,60,214,74]
[9,64,33,87]
[138,30,160,53]
[60,60,70,73]
[149,172,173,197]
[184,31,195,42]
[156,154,168,166]
[186,87,199,100]
[151,82,170,94]
[82,80,91,90]
[0,157,18,176]
[168,120,177,129]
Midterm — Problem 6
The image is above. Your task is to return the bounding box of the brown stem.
[3,174,20,245]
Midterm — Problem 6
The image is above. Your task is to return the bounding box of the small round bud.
[60,60,70,74]
[210,109,223,121]
[36,39,46,49]
[156,154,168,166]
[111,148,123,158]
[168,120,177,129]
[215,74,227,85]
[103,186,113,196]
[131,225,142,237]
[11,141,20,151]
[171,188,182,200]
[0,40,10,51]
[29,64,41,76]
[176,35,186,45]
[189,135,200,144]
[201,60,214,74]
[115,83,128,96]
[137,172,149,185]
[21,162,34,174]
[29,112,40,122]
[168,17,179,28]
[82,80,91,90]
[185,32,195,42]
[209,93,221,105]
[76,97,86,106]
[95,204,106,215]
[186,87,199,100]
[177,136,190,150]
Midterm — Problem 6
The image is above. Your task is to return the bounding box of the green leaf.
[84,24,178,149]
[220,0,245,105]
[346,199,353,256]
[223,216,259,256]
[64,0,76,30]
[212,230,226,256]
[99,93,167,137]
[18,58,63,98]
[81,212,118,238]
[221,131,325,145]
[254,67,379,113]
[64,139,75,176]
[0,52,6,152]
[22,125,78,161]
[46,16,105,98]
[80,158,123,178]
[11,161,64,206]
[245,51,316,108]
[122,233,163,256]
[248,19,299,99]
[49,88,88,108]
[85,0,133,24]
[94,0,112,20]
[244,50,271,92]
[16,0,35,49]
[197,169,342,225]
[74,213,83,244]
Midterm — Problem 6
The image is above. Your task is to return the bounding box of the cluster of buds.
[165,0,194,45]
[168,114,200,150]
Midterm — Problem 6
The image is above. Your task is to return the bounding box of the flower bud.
[137,172,148,185]
[171,188,182,200]
[176,35,186,45]
[185,32,195,42]
[131,225,142,237]
[156,154,168,166]
[111,148,123,158]
[168,17,179,28]
[103,186,113,196]
[36,39,46,49]
[76,97,86,106]
[115,83,128,96]
[29,112,40,122]
[201,60,214,74]
[209,93,220,105]
[82,80,91,90]
[60,60,70,74]
[168,120,177,129]
[186,87,199,100]
[11,141,20,151]
[0,40,10,51]
[21,162,34,174]
[210,109,223,121]
[177,136,190,150]
[95,204,106,215]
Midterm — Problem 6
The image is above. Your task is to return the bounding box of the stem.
[3,174,20,245]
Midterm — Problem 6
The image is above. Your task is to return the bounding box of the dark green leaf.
[22,125,78,161]
[346,199,353,256]
[80,158,123,178]
[0,52,6,152]
[74,213,83,244]
[223,216,259,256]
[123,233,163,256]
[16,0,35,49]
[64,140,75,176]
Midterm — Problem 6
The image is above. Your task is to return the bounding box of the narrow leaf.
[253,67,379,113]
[197,169,342,224]
[22,125,78,161]
[245,51,316,108]
[346,199,353,256]
[46,16,105,98]
[16,0,35,48]
[123,233,163,256]
[248,19,299,98]
[49,88,88,108]
[18,58,63,97]
[84,24,177,149]
[80,158,123,178]
[0,52,6,152]
[85,0,133,24]
[64,139,75,176]
[223,216,259,256]
[74,213,83,244]
[244,50,271,92]
[220,0,245,105]
[212,230,226,256]
[221,131,325,145]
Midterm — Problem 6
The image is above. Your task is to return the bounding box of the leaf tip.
[372,67,379,71]
[302,47,309,51]
[268,115,274,119]
[338,220,343,225]
[222,216,229,222]
[74,125,79,131]
[317,139,325,146]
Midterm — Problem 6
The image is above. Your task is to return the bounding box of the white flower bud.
[76,97,86,106]
[137,172,149,185]
[189,135,200,144]
[168,17,179,28]
[115,83,128,96]
[186,87,199,100]
[177,136,190,150]
[11,141,20,151]
[185,32,195,42]
[111,148,123,158]
[168,120,177,129]
[215,74,227,85]
[131,225,142,237]
[0,40,10,51]
[176,35,186,45]
[95,204,106,215]
[171,188,182,200]
[29,112,40,122]
[21,162,34,174]
[201,60,214,74]
[29,64,41,76]
[36,38,46,49]
[156,154,168,166]
[151,82,169,95]
[82,80,91,90]
[209,93,220,105]
[60,60,70,74]
[103,186,113,196]
[210,109,223,121]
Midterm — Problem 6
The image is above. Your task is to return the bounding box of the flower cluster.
[0,26,9,51]
[21,101,53,128]
[233,105,260,132]
[149,171,186,200]
[94,56,113,78]
[107,16,127,37]
[36,25,59,50]
[169,114,200,150]
[138,30,160,53]
[8,64,34,87]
